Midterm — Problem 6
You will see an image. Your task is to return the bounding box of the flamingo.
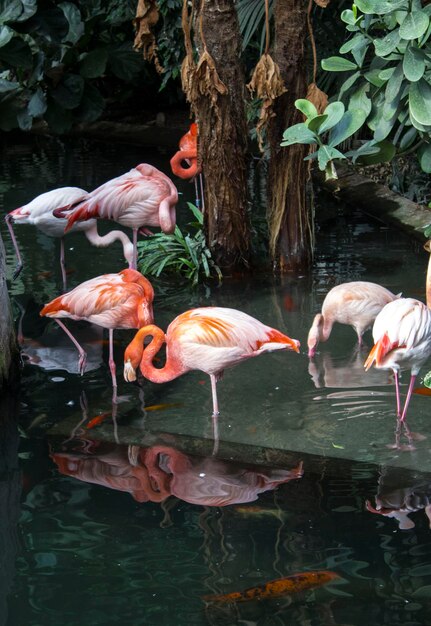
[170,122,204,210]
[307,281,399,358]
[123,306,300,417]
[364,242,431,421]
[5,187,134,289]
[53,164,179,270]
[40,268,154,402]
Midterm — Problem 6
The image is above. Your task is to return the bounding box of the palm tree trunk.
[267,0,314,272]
[193,0,251,272]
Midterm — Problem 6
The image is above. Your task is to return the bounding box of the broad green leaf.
[317,146,332,171]
[307,114,328,133]
[399,125,417,149]
[403,44,425,82]
[339,71,361,98]
[340,33,367,54]
[0,78,18,92]
[51,73,84,109]
[0,25,13,47]
[349,83,372,117]
[424,371,431,388]
[281,123,317,146]
[17,109,32,130]
[16,0,37,22]
[418,143,431,172]
[385,62,403,103]
[354,0,406,15]
[399,11,429,40]
[73,83,104,123]
[0,0,22,22]
[374,29,400,56]
[409,79,431,125]
[378,67,395,81]
[346,140,380,160]
[321,56,358,72]
[328,109,367,147]
[319,102,345,134]
[365,68,385,87]
[27,87,47,116]
[294,98,317,119]
[341,9,357,25]
[355,140,396,165]
[59,2,84,44]
[80,48,108,79]
[108,43,143,82]
[410,112,431,132]
[0,37,32,68]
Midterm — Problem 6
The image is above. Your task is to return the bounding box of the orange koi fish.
[202,570,339,603]
[413,386,431,396]
[85,411,111,429]
[145,402,182,412]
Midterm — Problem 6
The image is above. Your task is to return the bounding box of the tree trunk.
[193,0,251,272]
[267,0,314,273]
[0,234,19,392]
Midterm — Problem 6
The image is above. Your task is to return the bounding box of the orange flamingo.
[5,187,134,289]
[40,268,154,401]
[307,281,399,358]
[53,164,179,270]
[124,306,300,416]
[170,123,201,180]
[364,243,431,421]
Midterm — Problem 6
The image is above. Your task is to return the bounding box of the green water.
[1,135,431,626]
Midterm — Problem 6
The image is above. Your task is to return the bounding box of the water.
[2,135,431,625]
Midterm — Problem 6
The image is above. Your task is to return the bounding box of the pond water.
[2,135,431,626]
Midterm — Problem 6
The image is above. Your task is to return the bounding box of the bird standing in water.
[364,242,431,421]
[307,281,399,358]
[40,269,154,402]
[53,164,178,270]
[5,187,134,290]
[123,306,300,417]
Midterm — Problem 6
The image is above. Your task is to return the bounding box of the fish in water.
[202,570,339,603]
[232,505,287,520]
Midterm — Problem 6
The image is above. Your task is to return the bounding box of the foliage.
[0,0,151,132]
[281,0,431,179]
[137,203,223,285]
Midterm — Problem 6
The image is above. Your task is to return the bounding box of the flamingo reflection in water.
[50,441,303,507]
[366,463,431,530]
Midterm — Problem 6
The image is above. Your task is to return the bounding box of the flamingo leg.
[199,173,205,213]
[5,215,24,280]
[54,319,87,375]
[194,177,201,209]
[132,228,138,270]
[400,374,417,422]
[210,374,220,417]
[108,328,118,404]
[394,370,401,418]
[59,237,67,291]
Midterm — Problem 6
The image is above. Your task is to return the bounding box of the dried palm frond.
[133,0,163,73]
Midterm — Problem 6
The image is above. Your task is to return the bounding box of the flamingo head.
[124,358,137,382]
[123,242,134,268]
[307,314,323,358]
[6,207,30,223]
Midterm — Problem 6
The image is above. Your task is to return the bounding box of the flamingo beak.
[124,358,137,382]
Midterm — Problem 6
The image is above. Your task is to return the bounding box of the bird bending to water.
[307,281,399,358]
[5,187,134,289]
[364,242,431,421]
[40,269,154,402]
[53,164,179,270]
[123,306,300,416]
[170,123,201,180]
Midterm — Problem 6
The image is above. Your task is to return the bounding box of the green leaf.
[349,83,372,117]
[355,140,396,165]
[319,102,345,134]
[0,0,22,22]
[339,71,361,98]
[399,125,417,149]
[0,78,18,92]
[80,48,108,79]
[295,98,318,119]
[281,123,317,146]
[50,73,84,110]
[374,29,400,56]
[307,114,328,133]
[341,9,357,25]
[385,62,404,103]
[418,143,431,172]
[328,109,367,147]
[58,2,84,44]
[339,33,367,54]
[321,56,358,72]
[409,79,431,126]
[354,0,407,15]
[399,11,429,40]
[0,24,13,47]
[108,43,143,82]
[403,44,425,82]
[0,37,32,68]
[424,371,431,388]
[74,82,104,122]
[27,87,46,117]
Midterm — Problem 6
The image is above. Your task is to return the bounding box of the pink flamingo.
[40,268,154,402]
[307,281,399,358]
[5,187,134,289]
[364,243,431,421]
[53,164,179,270]
[123,306,300,417]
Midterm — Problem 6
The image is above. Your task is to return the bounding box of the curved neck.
[125,325,183,383]
[312,313,332,342]
[170,150,200,180]
[84,223,133,267]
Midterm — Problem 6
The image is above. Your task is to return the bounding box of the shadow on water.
[2,135,431,625]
